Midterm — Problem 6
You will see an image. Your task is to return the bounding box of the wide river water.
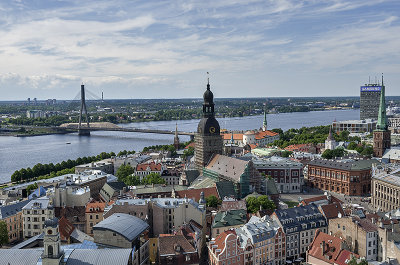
[0,109,359,183]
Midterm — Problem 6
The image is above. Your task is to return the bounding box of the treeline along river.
[0,109,359,183]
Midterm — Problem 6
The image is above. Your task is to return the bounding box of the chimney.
[321,241,326,254]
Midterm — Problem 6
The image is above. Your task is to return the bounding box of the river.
[0,109,359,183]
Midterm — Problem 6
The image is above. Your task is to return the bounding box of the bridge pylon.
[78,84,90,136]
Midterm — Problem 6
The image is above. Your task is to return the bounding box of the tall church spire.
[262,106,267,131]
[373,73,391,158]
[376,74,388,131]
[174,122,180,150]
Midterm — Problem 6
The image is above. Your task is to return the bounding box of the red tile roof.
[223,133,244,140]
[307,230,343,264]
[136,162,162,171]
[85,201,106,213]
[211,230,237,255]
[255,130,279,139]
[175,187,219,201]
[335,250,359,265]
[249,144,258,149]
[158,234,196,255]
[301,195,343,205]
[320,203,345,220]
[220,200,247,212]
[58,216,75,241]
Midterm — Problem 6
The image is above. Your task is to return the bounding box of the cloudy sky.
[0,0,399,100]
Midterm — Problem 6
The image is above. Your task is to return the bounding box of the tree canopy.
[0,221,9,247]
[246,195,276,213]
[206,195,221,208]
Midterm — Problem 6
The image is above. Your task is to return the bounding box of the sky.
[0,0,400,100]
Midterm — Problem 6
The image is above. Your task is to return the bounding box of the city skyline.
[1,0,400,100]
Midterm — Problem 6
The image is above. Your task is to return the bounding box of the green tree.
[246,195,276,213]
[347,142,358,150]
[206,195,221,208]
[26,183,38,195]
[116,164,135,182]
[182,146,194,159]
[361,146,373,157]
[0,221,9,247]
[258,195,276,211]
[141,173,166,185]
[281,151,293,157]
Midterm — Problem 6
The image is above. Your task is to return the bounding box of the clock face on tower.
[209,127,216,134]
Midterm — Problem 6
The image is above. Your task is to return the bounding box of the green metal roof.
[211,209,247,228]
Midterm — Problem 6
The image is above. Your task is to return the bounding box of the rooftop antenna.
[369,76,370,84]
[207,72,210,85]
[382,73,384,86]
[102,91,104,102]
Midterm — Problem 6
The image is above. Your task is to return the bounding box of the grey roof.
[0,249,42,265]
[22,197,51,210]
[308,158,378,171]
[206,154,249,181]
[265,178,279,195]
[0,199,31,219]
[131,184,187,195]
[106,181,127,191]
[237,216,278,244]
[215,181,237,199]
[70,228,94,243]
[185,169,200,185]
[93,213,149,242]
[273,203,327,233]
[11,233,44,249]
[66,249,132,265]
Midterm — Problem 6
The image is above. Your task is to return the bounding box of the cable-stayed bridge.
[24,84,195,139]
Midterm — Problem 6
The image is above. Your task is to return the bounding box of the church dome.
[203,85,214,103]
[44,217,59,228]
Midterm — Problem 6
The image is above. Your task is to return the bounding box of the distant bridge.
[59,122,195,138]
[17,122,195,139]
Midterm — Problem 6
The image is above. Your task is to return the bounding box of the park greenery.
[347,142,374,157]
[321,147,346,159]
[116,165,166,186]
[246,195,276,213]
[10,151,116,183]
[0,221,9,247]
[206,195,222,208]
[272,126,360,148]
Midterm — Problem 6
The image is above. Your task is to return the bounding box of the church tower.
[373,75,391,157]
[262,107,267,131]
[174,123,180,150]
[325,126,337,150]
[42,218,64,265]
[195,76,223,173]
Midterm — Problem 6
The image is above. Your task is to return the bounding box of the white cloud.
[0,0,399,99]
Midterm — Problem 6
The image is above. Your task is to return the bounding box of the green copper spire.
[376,74,388,131]
[263,106,267,131]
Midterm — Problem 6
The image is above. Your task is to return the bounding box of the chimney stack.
[321,241,326,254]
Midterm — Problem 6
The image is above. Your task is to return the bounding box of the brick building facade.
[307,159,377,196]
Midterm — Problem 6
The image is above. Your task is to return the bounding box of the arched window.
[48,245,53,256]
